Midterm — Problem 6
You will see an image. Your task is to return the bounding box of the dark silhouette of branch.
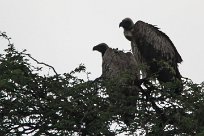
[23,53,58,75]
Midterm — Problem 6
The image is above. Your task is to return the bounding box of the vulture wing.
[133,21,182,63]
[102,48,139,81]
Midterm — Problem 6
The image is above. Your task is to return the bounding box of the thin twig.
[23,53,58,75]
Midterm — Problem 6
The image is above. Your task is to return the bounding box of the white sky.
[0,0,204,83]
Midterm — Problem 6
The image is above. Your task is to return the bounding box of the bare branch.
[23,53,58,75]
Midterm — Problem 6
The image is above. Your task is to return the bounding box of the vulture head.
[119,18,134,30]
[93,43,109,56]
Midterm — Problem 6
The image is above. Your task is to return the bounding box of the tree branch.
[23,53,58,75]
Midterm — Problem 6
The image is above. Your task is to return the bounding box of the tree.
[0,32,204,135]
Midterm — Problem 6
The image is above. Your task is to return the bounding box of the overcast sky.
[0,0,204,83]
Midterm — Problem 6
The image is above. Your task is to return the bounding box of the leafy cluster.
[0,32,204,135]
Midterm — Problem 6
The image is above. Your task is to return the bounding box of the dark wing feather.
[133,21,182,63]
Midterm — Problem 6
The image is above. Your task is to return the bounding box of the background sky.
[0,0,204,83]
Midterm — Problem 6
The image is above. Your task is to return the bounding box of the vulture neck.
[124,29,133,41]
[101,49,108,57]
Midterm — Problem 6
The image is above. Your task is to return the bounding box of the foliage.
[0,32,204,135]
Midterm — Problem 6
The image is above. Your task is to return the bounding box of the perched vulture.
[93,43,140,125]
[93,43,140,82]
[119,18,183,93]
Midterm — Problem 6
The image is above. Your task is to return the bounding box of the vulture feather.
[93,43,140,125]
[93,43,140,81]
[119,18,183,93]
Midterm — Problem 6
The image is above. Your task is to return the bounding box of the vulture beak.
[93,46,96,51]
[119,22,122,28]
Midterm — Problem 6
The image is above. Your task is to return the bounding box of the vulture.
[93,43,140,125]
[119,18,183,93]
[93,43,140,82]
